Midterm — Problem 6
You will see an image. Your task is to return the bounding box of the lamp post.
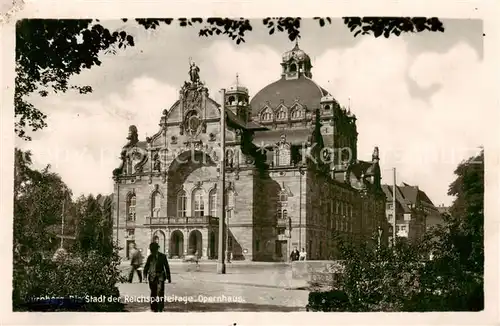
[226,207,233,263]
[287,216,292,263]
[217,88,227,274]
[298,164,305,251]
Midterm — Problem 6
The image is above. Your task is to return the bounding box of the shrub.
[13,248,125,311]
[306,290,350,312]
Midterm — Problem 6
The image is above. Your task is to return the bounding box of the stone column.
[183,229,189,257]
[165,229,171,258]
[202,228,209,259]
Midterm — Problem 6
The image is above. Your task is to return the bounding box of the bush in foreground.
[13,249,125,312]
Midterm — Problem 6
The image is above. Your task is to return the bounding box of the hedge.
[13,250,125,311]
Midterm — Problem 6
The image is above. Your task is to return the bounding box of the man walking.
[128,243,143,283]
[144,242,171,312]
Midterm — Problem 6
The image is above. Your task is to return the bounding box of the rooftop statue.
[189,61,200,84]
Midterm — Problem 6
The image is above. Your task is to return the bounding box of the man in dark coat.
[143,242,171,312]
[289,247,299,262]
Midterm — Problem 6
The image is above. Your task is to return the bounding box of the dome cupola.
[281,41,313,79]
[225,73,250,121]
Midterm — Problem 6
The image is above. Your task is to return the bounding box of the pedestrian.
[289,247,299,261]
[128,243,143,283]
[137,249,145,282]
[144,242,171,312]
[299,248,307,261]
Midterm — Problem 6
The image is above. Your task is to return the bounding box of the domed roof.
[282,42,311,63]
[249,76,330,116]
[227,73,248,94]
[227,83,248,94]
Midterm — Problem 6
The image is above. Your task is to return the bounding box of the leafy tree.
[13,148,73,306]
[13,148,72,255]
[415,149,484,311]
[13,148,124,311]
[16,17,444,140]
[74,194,114,256]
[308,150,484,312]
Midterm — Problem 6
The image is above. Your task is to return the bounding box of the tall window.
[151,192,161,217]
[279,144,291,166]
[127,194,136,221]
[192,188,205,217]
[276,109,286,120]
[177,190,187,217]
[277,191,288,219]
[291,108,302,119]
[274,144,291,166]
[209,189,217,216]
[261,108,273,121]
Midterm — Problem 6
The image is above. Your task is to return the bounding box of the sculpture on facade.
[372,146,380,161]
[153,152,161,171]
[189,61,200,84]
[113,125,140,177]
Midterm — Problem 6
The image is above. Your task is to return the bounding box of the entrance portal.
[275,240,288,262]
[169,230,184,258]
[152,230,166,254]
[188,230,203,258]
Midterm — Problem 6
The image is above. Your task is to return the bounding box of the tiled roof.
[249,75,331,116]
[226,109,268,131]
[382,184,411,213]
[399,183,436,207]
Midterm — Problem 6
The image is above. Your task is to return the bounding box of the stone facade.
[112,44,388,261]
[382,183,439,243]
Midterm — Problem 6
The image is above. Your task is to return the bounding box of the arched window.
[275,144,291,166]
[192,188,205,217]
[209,188,217,216]
[177,190,187,217]
[151,191,161,217]
[126,194,136,221]
[260,108,273,121]
[276,110,286,120]
[291,108,302,119]
[277,191,288,219]
[290,63,297,72]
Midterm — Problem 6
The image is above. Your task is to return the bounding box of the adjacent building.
[112,43,388,261]
[382,182,440,242]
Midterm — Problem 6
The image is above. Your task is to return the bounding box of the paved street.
[119,261,309,312]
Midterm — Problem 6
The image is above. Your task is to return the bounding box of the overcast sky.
[17,18,484,206]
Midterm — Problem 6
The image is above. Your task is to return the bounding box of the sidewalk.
[120,259,289,266]
[175,268,309,290]
[120,260,309,290]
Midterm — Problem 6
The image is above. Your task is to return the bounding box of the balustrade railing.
[145,216,219,225]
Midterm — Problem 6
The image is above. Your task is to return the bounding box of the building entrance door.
[275,240,287,262]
